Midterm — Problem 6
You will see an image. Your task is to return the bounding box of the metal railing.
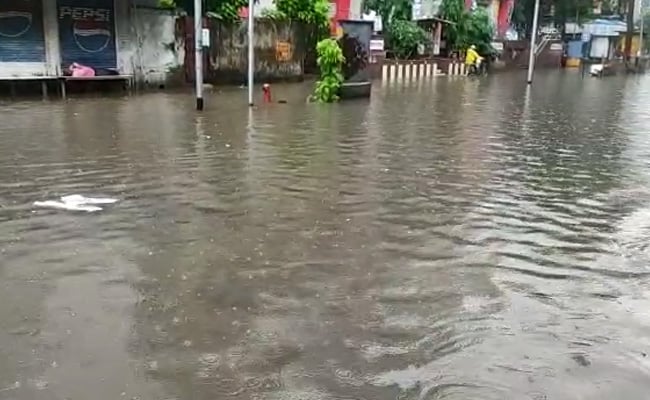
[535,35,551,56]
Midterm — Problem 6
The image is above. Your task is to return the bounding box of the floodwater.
[1,72,650,400]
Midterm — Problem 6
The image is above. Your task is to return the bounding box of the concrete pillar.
[42,0,61,76]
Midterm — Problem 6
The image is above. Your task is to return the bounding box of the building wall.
[116,2,185,86]
[0,0,183,86]
[206,18,304,84]
[182,17,305,84]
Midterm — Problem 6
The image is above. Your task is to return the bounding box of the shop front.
[57,0,117,69]
[0,0,47,73]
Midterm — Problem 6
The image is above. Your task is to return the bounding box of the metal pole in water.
[194,0,204,110]
[526,0,541,84]
[638,1,645,57]
[247,0,255,106]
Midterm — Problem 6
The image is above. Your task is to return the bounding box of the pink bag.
[70,63,95,77]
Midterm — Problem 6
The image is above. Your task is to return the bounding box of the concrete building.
[0,0,364,91]
[0,0,184,86]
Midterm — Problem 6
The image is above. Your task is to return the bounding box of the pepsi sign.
[0,0,46,62]
[58,0,116,69]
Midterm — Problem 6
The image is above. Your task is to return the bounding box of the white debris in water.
[30,378,49,390]
[0,381,21,392]
[33,200,102,212]
[146,360,159,371]
[60,195,118,205]
[33,194,118,213]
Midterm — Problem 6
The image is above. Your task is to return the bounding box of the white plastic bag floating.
[33,195,119,213]
[590,64,604,76]
[60,195,118,205]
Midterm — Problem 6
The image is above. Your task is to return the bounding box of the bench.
[59,75,134,98]
[0,76,60,98]
[0,75,134,98]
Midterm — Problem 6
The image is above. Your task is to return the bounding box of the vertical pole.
[640,4,645,56]
[526,0,541,84]
[248,0,255,106]
[194,0,204,110]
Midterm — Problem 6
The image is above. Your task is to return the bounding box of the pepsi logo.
[73,20,111,53]
[0,2,33,39]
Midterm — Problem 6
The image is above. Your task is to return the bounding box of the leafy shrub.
[386,19,428,59]
[338,34,367,80]
[313,38,345,102]
[259,8,288,20]
[441,0,494,53]
[274,0,329,32]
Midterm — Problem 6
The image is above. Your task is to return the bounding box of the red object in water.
[262,83,272,103]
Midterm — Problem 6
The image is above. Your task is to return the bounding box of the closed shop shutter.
[0,0,46,62]
[57,0,117,69]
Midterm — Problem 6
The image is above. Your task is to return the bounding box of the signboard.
[275,41,292,62]
[0,0,46,62]
[57,0,117,69]
[412,0,443,20]
[369,39,384,51]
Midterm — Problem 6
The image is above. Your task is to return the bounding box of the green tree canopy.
[162,0,249,22]
[363,0,413,28]
[441,0,494,52]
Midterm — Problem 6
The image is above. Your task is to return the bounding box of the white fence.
[380,61,469,84]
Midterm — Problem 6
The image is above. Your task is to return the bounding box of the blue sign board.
[58,0,117,69]
[0,0,46,62]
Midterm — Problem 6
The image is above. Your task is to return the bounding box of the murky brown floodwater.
[2,72,650,399]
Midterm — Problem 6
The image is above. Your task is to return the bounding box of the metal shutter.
[57,0,117,69]
[0,0,46,62]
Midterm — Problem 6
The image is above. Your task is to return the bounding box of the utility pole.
[194,0,203,110]
[527,0,541,84]
[625,0,636,59]
[640,0,645,56]
[247,0,255,106]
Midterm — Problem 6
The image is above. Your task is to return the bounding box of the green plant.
[164,0,248,23]
[159,0,176,8]
[441,0,464,50]
[464,9,493,54]
[441,0,493,53]
[387,19,428,59]
[313,38,345,102]
[274,0,329,32]
[209,0,248,22]
[364,0,412,30]
[260,8,288,20]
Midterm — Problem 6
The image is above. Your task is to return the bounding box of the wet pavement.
[2,72,650,399]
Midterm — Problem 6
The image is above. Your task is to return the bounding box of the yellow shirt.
[465,48,481,65]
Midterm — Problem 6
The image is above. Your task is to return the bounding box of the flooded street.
[2,72,650,399]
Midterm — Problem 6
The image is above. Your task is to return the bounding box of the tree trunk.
[625,0,635,60]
